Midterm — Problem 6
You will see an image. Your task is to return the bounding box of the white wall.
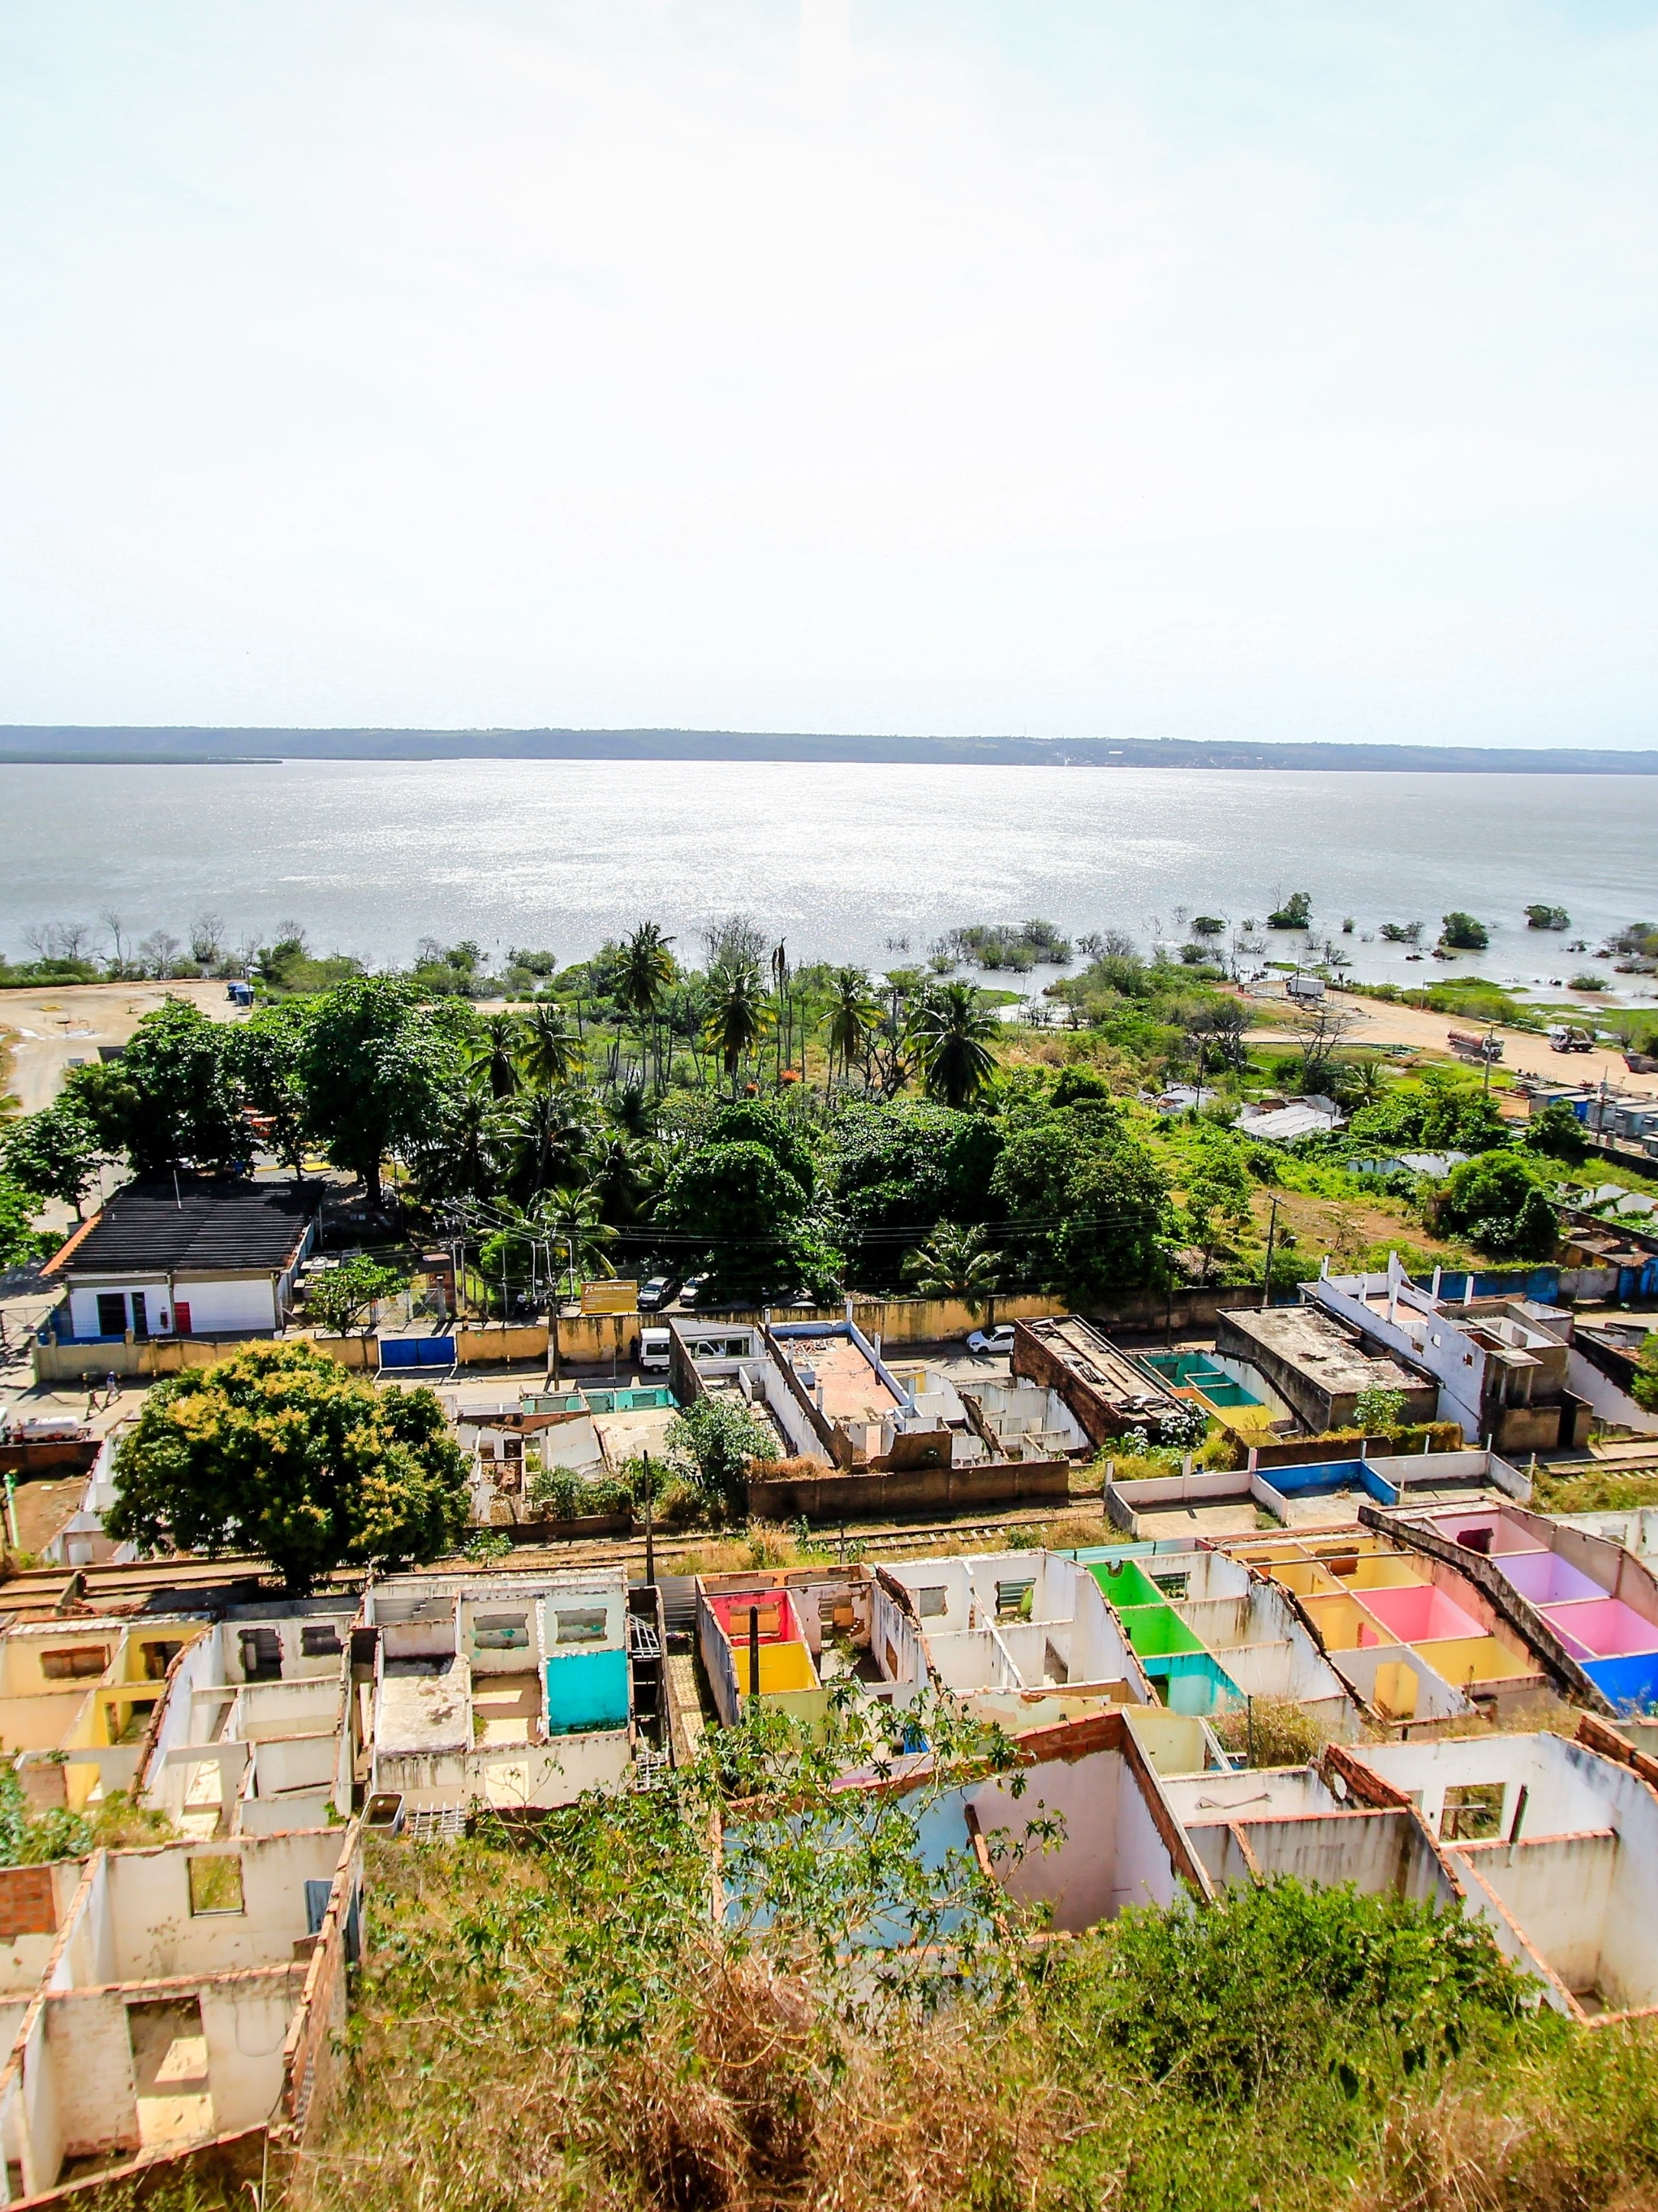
[102,1832,345,1981]
[178,1278,279,1333]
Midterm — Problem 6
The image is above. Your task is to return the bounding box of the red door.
[174,1301,192,1336]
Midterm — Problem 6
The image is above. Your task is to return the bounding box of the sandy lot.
[0,978,243,1114]
[1251,990,1658,1102]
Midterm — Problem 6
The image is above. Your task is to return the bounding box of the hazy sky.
[2,1,1656,743]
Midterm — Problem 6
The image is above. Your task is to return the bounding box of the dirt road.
[0,979,244,1113]
[1252,991,1658,1104]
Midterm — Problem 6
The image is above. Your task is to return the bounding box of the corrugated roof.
[45,1178,314,1279]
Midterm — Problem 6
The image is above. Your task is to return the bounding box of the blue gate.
[378,1335,456,1370]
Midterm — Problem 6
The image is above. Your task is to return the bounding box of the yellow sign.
[580,1279,638,1316]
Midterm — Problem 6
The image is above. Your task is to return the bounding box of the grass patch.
[279,1791,1658,2212]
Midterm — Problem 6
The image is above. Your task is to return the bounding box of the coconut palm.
[506,1086,593,1202]
[705,962,772,1095]
[589,1129,657,1225]
[911,982,1000,1109]
[469,1011,523,1102]
[616,921,676,1092]
[519,1003,582,1090]
[902,1224,1003,1315]
[824,965,878,1093]
[530,1181,618,1299]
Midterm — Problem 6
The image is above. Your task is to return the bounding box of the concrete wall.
[747,1455,1070,1521]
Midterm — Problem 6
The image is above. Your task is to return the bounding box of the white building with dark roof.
[42,1175,317,1344]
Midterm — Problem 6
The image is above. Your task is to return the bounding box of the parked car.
[967,1323,1015,1356]
[678,1273,711,1309]
[638,1274,680,1312]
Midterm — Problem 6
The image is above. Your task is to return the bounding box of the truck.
[1548,1024,1594,1054]
[1448,1028,1502,1063]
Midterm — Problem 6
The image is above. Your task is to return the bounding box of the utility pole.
[1261,1196,1281,1311]
[641,1451,656,1588]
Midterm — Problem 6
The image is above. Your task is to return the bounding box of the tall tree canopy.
[989,1096,1170,1298]
[106,1342,469,1593]
[300,978,467,1206]
[71,999,244,1173]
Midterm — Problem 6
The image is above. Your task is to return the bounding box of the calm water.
[2,759,1654,990]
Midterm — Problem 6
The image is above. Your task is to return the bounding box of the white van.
[640,1326,671,1372]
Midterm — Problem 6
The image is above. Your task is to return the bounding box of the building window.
[239,1628,282,1682]
[187,1856,245,1915]
[1440,1783,1505,1841]
[472,1613,529,1650]
[915,1586,949,1619]
[551,1607,607,1645]
[300,1624,342,1658]
[140,1641,186,1681]
[96,1293,127,1337]
[41,1645,110,1680]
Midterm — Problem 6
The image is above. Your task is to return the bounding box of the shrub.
[1441,912,1490,951]
[664,1395,779,1519]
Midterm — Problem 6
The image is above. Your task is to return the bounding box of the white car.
[967,1323,1015,1356]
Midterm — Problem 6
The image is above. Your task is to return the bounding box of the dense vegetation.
[4,899,1639,1296]
[238,1705,1658,2212]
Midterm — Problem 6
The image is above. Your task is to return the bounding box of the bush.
[1212,1697,1330,1768]
[1437,1152,1560,1261]
[1441,912,1490,951]
[664,1395,780,1519]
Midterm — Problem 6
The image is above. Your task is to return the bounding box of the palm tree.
[469,1011,523,1102]
[506,1086,592,1202]
[531,1181,618,1297]
[705,962,771,1095]
[519,1003,582,1090]
[1335,1056,1389,1111]
[589,1129,656,1224]
[911,982,999,1109]
[616,922,676,1093]
[902,1224,1003,1316]
[824,966,878,1093]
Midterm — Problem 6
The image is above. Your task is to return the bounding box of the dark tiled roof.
[47,1178,316,1280]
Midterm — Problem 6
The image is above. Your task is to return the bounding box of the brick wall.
[0,1863,58,1939]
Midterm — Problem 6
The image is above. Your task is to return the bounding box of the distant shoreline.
[2,728,1656,774]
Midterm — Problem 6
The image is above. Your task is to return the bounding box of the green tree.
[1437,1152,1559,1261]
[3,1096,105,1217]
[617,921,676,1092]
[701,1097,816,1197]
[470,1011,524,1102]
[824,966,878,1093]
[1354,1384,1407,1432]
[654,1138,838,1304]
[0,1173,45,1269]
[1633,1336,1658,1414]
[106,1342,469,1593]
[706,962,771,1094]
[301,978,466,1208]
[226,999,313,1183]
[102,999,244,1172]
[408,1087,506,1207]
[1268,891,1312,929]
[306,1255,407,1338]
[506,1182,618,1303]
[989,1098,1170,1297]
[911,982,999,1109]
[506,1086,594,1204]
[1525,1098,1589,1165]
[1441,912,1490,951]
[519,1003,582,1090]
[902,1223,1001,1313]
[663,1394,779,1517]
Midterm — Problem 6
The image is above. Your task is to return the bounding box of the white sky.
[2,0,1656,743]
